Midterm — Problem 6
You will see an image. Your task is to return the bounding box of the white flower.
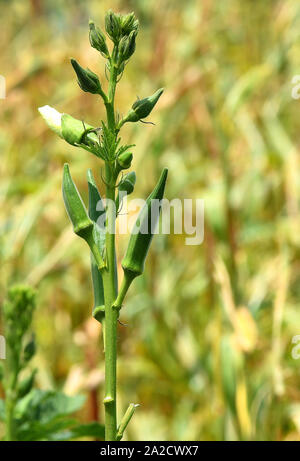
[38,105,63,138]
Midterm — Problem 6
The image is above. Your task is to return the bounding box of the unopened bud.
[105,10,121,43]
[116,171,136,211]
[120,12,139,35]
[119,171,136,195]
[123,88,164,123]
[61,114,98,146]
[117,151,133,169]
[118,31,137,63]
[89,20,109,58]
[71,58,102,94]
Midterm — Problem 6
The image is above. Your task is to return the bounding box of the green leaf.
[50,422,105,441]
[15,390,85,425]
[14,390,86,441]
[17,418,78,441]
[0,399,5,422]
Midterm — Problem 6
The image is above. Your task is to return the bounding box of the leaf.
[14,390,85,425]
[14,390,86,441]
[16,418,78,441]
[69,422,105,439]
[49,422,105,441]
[0,399,5,422]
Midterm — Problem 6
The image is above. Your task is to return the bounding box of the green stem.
[5,352,19,441]
[102,181,118,441]
[102,52,119,440]
[5,391,16,441]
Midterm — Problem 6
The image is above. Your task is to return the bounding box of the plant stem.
[5,391,16,441]
[102,181,118,441]
[102,53,118,441]
[5,355,18,441]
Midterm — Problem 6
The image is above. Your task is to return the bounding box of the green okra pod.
[62,164,104,270]
[114,168,168,309]
[87,169,118,324]
[87,169,106,323]
[122,167,168,276]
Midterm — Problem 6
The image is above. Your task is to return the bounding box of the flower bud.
[117,151,133,169]
[38,105,63,138]
[105,10,121,43]
[116,171,136,212]
[61,114,98,146]
[71,58,102,94]
[39,106,98,147]
[120,12,139,35]
[89,20,109,57]
[119,171,136,195]
[123,88,164,123]
[118,31,137,63]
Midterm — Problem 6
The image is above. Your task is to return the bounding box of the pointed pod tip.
[161,167,168,180]
[86,168,93,181]
[153,88,164,100]
[147,87,164,109]
[63,163,71,180]
[70,58,77,67]
[87,169,97,189]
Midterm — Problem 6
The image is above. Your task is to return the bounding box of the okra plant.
[39,10,167,441]
[0,285,105,441]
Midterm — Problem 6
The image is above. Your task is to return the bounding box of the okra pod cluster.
[39,9,167,441]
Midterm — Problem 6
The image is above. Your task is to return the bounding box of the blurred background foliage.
[1,0,300,441]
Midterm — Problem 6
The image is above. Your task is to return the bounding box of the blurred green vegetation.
[1,0,300,441]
